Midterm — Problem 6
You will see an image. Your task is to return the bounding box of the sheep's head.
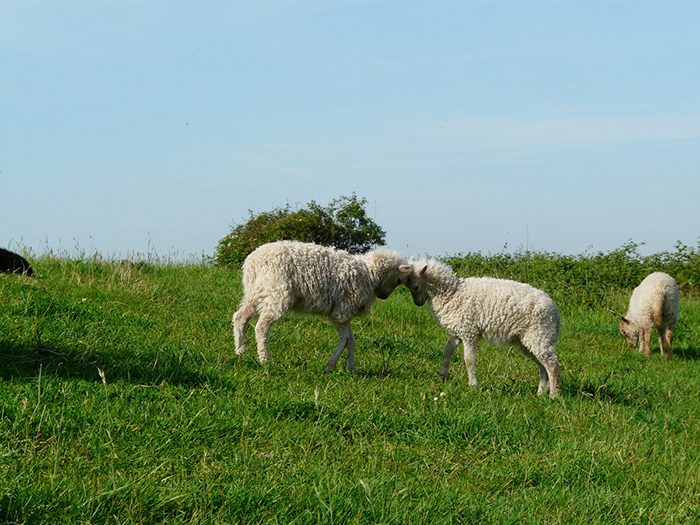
[619,316,640,348]
[375,263,412,299]
[405,261,429,306]
[365,248,411,300]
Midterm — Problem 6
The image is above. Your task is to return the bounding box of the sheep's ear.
[399,264,411,273]
[620,316,630,324]
[408,256,416,264]
[420,264,428,276]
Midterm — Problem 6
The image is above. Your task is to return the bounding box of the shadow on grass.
[0,340,229,387]
[561,372,658,410]
[672,346,700,360]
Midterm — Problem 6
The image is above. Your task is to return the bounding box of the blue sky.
[2,1,699,260]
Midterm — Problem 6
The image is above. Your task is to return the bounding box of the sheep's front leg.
[439,336,461,381]
[254,309,283,364]
[325,321,355,373]
[461,339,479,389]
[638,326,647,356]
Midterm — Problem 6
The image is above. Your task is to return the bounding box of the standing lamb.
[405,258,561,398]
[619,272,680,360]
[233,241,410,372]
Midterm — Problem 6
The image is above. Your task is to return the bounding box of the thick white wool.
[233,241,409,371]
[408,258,561,398]
[423,260,560,350]
[621,271,680,359]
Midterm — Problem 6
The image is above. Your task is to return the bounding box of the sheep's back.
[627,272,679,327]
[430,277,559,344]
[242,241,372,318]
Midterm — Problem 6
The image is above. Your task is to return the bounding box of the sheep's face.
[405,265,429,307]
[619,317,640,348]
[375,264,412,300]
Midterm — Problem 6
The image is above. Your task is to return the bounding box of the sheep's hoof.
[235,345,247,356]
[439,372,449,382]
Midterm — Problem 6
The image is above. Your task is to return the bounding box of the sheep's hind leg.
[658,327,667,358]
[543,356,561,399]
[233,302,257,355]
[519,346,550,395]
[325,321,355,373]
[659,327,674,360]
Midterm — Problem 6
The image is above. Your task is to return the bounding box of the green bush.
[440,239,700,305]
[215,194,386,266]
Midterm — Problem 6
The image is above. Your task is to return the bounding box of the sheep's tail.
[652,292,665,325]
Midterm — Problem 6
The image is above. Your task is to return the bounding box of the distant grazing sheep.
[0,248,33,276]
[233,241,410,372]
[619,272,680,360]
[405,258,561,398]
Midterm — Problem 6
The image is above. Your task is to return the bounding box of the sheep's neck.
[427,275,460,300]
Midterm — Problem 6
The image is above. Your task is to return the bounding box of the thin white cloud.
[411,115,700,151]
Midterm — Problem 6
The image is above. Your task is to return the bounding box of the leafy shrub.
[215,194,386,266]
[440,239,700,306]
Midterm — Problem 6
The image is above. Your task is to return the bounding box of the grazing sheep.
[0,248,33,276]
[405,258,561,398]
[233,241,410,372]
[619,272,680,360]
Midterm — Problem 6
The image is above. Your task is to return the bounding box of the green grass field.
[1,252,700,524]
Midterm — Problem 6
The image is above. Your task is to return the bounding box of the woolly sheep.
[405,258,561,398]
[233,241,410,372]
[619,272,680,360]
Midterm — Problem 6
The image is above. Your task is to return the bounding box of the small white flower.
[440,392,447,398]
[433,397,438,402]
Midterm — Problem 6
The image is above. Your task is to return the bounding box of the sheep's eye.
[413,285,420,292]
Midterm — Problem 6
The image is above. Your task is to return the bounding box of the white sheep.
[233,241,410,372]
[405,258,561,398]
[619,271,680,360]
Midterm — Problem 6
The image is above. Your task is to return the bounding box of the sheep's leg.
[325,321,354,373]
[662,327,674,360]
[253,308,284,365]
[658,327,667,358]
[642,322,652,357]
[462,341,479,389]
[233,302,257,355]
[542,354,561,399]
[439,336,461,381]
[519,346,550,395]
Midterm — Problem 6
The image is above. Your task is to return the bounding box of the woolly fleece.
[408,258,561,398]
[233,241,409,372]
[620,271,680,359]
